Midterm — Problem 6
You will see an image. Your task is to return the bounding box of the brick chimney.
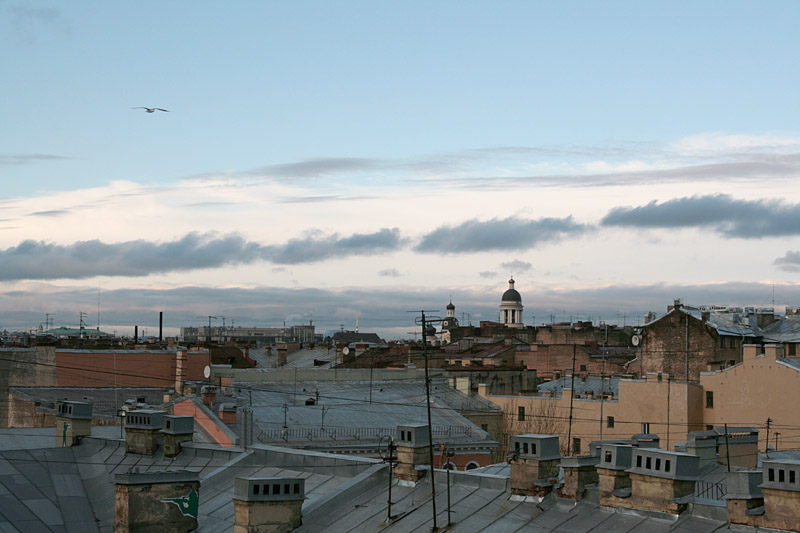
[725,470,764,524]
[114,469,200,532]
[508,434,561,499]
[54,399,93,447]
[393,424,431,483]
[558,455,599,501]
[727,460,800,530]
[626,448,699,514]
[233,477,304,533]
[597,444,634,506]
[161,415,194,458]
[201,385,217,407]
[125,409,166,455]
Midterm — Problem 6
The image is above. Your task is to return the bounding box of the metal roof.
[537,376,620,400]
[240,380,494,447]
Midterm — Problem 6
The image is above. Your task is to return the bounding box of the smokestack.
[134,325,138,344]
[159,311,163,342]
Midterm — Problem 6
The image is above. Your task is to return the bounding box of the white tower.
[500,278,524,328]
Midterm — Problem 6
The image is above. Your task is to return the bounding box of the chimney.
[558,455,599,501]
[161,415,194,458]
[175,349,187,396]
[626,448,699,514]
[54,399,93,447]
[744,460,800,530]
[393,424,431,483]
[115,469,200,532]
[134,325,138,344]
[725,470,764,525]
[238,407,254,448]
[233,477,304,532]
[716,427,759,469]
[686,430,718,467]
[125,409,166,455]
[632,433,660,448]
[597,444,634,506]
[159,311,163,342]
[764,343,784,361]
[201,385,217,408]
[508,434,561,499]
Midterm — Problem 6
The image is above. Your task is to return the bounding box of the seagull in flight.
[132,107,170,113]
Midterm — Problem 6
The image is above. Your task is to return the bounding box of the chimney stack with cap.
[508,434,561,499]
[54,399,93,447]
[393,424,431,483]
[233,477,304,533]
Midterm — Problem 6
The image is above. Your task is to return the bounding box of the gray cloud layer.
[2,280,795,339]
[601,194,800,238]
[774,251,800,272]
[0,229,403,281]
[415,216,589,253]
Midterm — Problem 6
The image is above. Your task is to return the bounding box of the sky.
[2,1,800,339]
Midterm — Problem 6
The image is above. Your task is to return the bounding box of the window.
[706,425,714,431]
[580,365,587,372]
[665,460,671,472]
[532,443,537,454]
[636,455,642,468]
[572,438,581,455]
[253,484,260,495]
[607,416,615,428]
[523,442,529,454]
[273,484,281,494]
[779,470,785,483]
[720,336,726,348]
[706,391,714,408]
[642,423,650,434]
[605,451,613,463]
[294,483,301,494]
[646,457,652,469]
[518,406,525,422]
[481,424,488,432]
[791,471,796,484]
[769,468,775,482]
[790,344,797,356]
[655,458,661,470]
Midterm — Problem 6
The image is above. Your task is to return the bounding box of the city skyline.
[3,2,800,338]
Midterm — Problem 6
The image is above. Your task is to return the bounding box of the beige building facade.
[482,343,796,455]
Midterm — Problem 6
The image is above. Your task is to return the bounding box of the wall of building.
[515,344,628,378]
[481,375,704,455]
[640,310,729,381]
[0,347,57,427]
[701,344,800,450]
[55,349,209,388]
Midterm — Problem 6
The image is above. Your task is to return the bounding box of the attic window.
[646,457,652,470]
[636,455,642,468]
[655,458,661,470]
[769,468,775,482]
[791,471,796,484]
[665,460,670,472]
[273,484,281,495]
[532,443,537,454]
[294,483,301,495]
[253,484,260,495]
[779,470,785,483]
[523,442,529,454]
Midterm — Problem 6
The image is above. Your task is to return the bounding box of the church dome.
[446,301,455,310]
[501,278,522,302]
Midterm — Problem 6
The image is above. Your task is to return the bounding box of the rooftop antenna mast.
[410,309,443,531]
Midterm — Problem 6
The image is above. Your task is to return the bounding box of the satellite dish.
[342,346,350,355]
[631,335,640,347]
[203,365,211,379]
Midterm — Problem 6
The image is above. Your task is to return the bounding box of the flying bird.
[132,107,170,113]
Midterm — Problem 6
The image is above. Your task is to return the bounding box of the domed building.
[500,277,524,328]
[440,300,460,344]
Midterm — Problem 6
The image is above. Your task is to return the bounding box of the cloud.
[774,251,800,272]
[500,260,533,273]
[415,216,590,254]
[28,209,69,217]
[258,158,379,179]
[0,229,405,281]
[601,194,800,238]
[2,280,797,340]
[378,268,400,277]
[265,228,403,265]
[0,154,71,165]
[479,271,498,278]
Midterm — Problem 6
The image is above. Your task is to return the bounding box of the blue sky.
[2,1,800,338]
